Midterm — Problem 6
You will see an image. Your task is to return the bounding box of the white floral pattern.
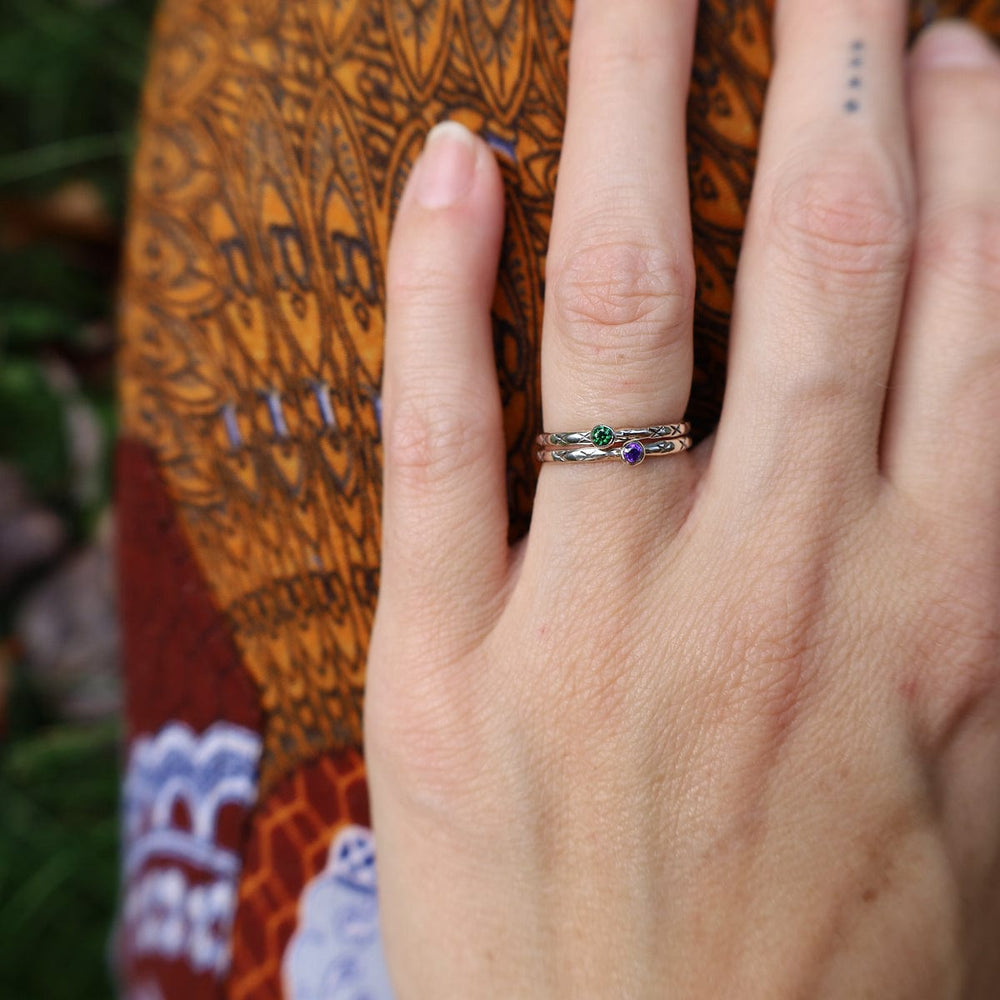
[283,825,395,999]
[121,721,261,979]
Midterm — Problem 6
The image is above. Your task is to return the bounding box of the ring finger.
[715,0,914,503]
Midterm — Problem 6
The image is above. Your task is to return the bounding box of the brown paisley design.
[461,0,533,120]
[386,0,454,102]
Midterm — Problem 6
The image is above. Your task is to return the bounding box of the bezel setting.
[621,440,646,466]
[590,423,615,448]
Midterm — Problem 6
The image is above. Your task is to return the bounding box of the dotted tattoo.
[845,39,865,113]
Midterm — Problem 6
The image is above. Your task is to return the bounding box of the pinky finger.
[883,23,1000,523]
[378,121,509,639]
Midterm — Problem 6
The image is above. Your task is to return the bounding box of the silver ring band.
[536,436,692,467]
[535,422,690,448]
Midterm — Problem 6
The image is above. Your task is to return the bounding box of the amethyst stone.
[621,441,645,466]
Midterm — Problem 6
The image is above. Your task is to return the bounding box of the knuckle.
[382,391,481,487]
[885,511,1000,747]
[382,391,438,479]
[762,344,868,419]
[917,203,1000,303]
[908,587,1000,748]
[387,216,475,309]
[387,254,464,309]
[548,236,694,357]
[768,151,913,282]
[697,599,826,765]
[583,28,671,82]
[708,538,834,694]
[365,650,498,826]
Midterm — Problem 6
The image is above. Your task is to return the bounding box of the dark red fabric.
[115,438,261,740]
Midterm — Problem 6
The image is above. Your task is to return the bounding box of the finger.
[882,21,1000,524]
[380,122,508,630]
[540,0,699,439]
[716,0,915,494]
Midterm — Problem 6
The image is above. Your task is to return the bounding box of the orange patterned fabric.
[116,2,1000,996]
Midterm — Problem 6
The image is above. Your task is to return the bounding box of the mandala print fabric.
[115,1,1000,996]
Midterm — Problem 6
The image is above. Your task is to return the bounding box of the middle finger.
[540,0,699,462]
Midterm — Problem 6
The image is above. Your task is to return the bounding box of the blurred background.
[1,1,158,996]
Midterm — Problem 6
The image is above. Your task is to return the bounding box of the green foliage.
[0,724,122,1000]
[0,244,115,512]
[0,357,70,500]
[0,0,159,211]
[0,0,156,516]
[0,1,159,996]
[0,245,107,347]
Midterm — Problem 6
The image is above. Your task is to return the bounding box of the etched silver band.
[536,436,692,467]
[535,422,690,448]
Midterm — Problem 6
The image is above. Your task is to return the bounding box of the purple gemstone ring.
[621,441,646,466]
[536,435,692,466]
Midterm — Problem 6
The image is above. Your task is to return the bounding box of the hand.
[364,3,1000,995]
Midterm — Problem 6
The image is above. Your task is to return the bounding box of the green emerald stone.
[591,424,614,448]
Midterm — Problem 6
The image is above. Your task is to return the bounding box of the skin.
[364,2,1000,996]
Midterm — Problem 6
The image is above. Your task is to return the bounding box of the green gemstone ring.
[535,421,690,450]
[591,424,615,448]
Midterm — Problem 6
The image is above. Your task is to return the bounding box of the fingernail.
[918,20,999,69]
[415,121,478,209]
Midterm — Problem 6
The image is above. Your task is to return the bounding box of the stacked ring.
[535,422,689,448]
[535,422,692,467]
